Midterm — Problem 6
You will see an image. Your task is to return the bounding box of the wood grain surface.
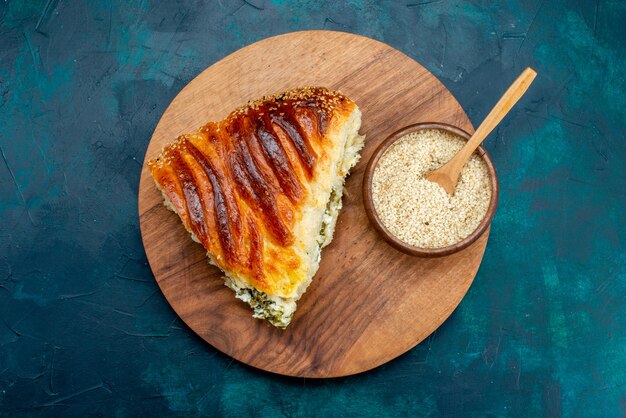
[138,30,489,378]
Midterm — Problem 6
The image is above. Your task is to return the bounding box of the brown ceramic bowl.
[362,122,499,258]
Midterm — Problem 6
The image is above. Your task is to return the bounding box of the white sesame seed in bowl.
[363,123,499,257]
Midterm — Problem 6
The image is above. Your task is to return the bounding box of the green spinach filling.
[232,286,291,328]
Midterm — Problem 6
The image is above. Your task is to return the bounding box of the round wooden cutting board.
[138,30,489,378]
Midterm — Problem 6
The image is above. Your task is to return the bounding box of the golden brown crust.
[149,87,356,295]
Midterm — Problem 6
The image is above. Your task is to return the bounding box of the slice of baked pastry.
[148,87,364,327]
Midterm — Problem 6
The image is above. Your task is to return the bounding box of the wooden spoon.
[425,67,537,195]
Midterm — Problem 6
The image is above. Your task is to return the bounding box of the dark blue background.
[1,0,625,416]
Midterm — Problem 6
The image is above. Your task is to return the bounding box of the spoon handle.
[449,67,537,175]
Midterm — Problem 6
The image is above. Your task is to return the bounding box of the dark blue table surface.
[1,1,625,416]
